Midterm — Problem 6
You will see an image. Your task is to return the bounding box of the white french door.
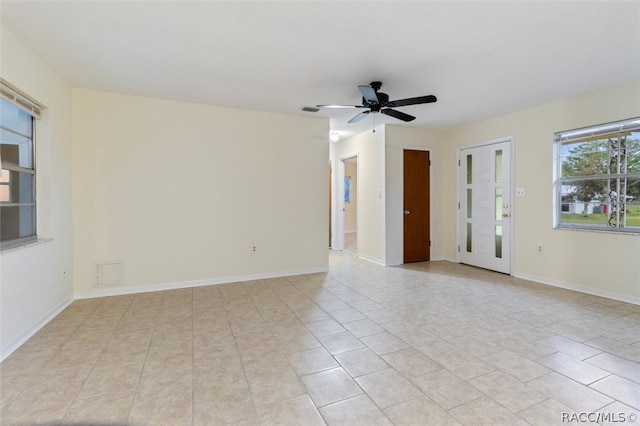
[458,140,512,274]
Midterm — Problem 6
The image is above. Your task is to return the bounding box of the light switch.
[516,187,526,197]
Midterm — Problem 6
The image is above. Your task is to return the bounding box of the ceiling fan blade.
[358,85,379,104]
[316,104,365,109]
[387,95,437,108]
[348,110,370,123]
[381,108,415,122]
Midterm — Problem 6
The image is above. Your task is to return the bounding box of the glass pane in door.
[495,149,503,183]
[495,225,503,258]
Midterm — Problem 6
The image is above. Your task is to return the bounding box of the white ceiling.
[2,1,639,139]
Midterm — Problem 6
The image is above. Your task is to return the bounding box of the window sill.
[555,226,640,236]
[1,238,53,254]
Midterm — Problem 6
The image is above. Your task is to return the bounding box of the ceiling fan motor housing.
[363,82,388,111]
[364,94,388,111]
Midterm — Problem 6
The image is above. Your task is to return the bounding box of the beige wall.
[72,89,329,296]
[440,78,640,303]
[0,22,74,358]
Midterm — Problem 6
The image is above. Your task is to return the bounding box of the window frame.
[0,80,43,250]
[554,117,640,235]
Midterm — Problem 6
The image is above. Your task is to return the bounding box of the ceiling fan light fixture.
[330,132,340,142]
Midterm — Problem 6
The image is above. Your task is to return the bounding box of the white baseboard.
[429,255,449,261]
[1,296,74,362]
[514,272,640,306]
[74,266,330,300]
[357,253,386,266]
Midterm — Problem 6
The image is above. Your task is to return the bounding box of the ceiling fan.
[317,81,437,123]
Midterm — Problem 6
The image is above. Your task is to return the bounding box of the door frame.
[456,136,515,275]
[337,153,359,252]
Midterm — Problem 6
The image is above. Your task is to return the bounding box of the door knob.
[404,210,410,215]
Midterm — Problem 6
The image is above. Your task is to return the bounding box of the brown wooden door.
[404,150,430,263]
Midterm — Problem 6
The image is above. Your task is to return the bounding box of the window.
[555,117,640,234]
[0,80,43,248]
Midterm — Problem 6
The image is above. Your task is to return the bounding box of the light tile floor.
[2,251,640,425]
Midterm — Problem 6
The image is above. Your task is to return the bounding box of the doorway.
[342,156,358,254]
[458,139,512,274]
[404,149,430,263]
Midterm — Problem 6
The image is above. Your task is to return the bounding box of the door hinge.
[429,160,432,166]
[457,245,460,252]
[458,202,460,209]
[458,159,460,166]
[429,241,432,247]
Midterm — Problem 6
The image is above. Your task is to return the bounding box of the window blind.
[555,117,640,143]
[0,78,45,118]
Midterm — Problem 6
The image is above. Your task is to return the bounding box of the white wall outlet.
[516,187,526,197]
[537,245,543,254]
[251,245,257,254]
